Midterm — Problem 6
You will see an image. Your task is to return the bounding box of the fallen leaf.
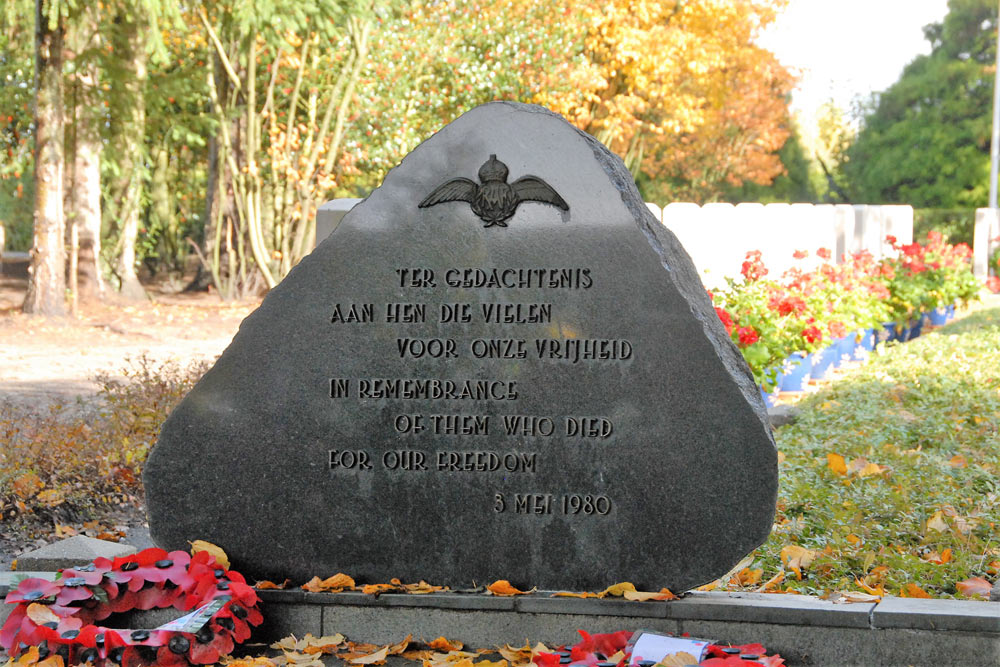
[351,647,390,665]
[428,638,464,652]
[756,571,785,592]
[926,511,948,533]
[846,534,861,545]
[780,545,817,580]
[11,472,43,499]
[658,653,698,667]
[550,591,600,598]
[825,590,882,603]
[948,454,967,468]
[956,577,992,598]
[598,582,636,597]
[921,548,952,565]
[902,583,931,598]
[362,583,402,595]
[301,634,346,655]
[622,587,678,601]
[855,578,884,597]
[729,568,763,587]
[388,635,413,655]
[26,602,60,625]
[256,579,291,590]
[827,453,847,476]
[695,579,720,591]
[487,580,533,596]
[391,578,447,594]
[301,573,355,593]
[190,540,230,569]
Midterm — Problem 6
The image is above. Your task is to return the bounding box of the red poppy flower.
[187,626,235,664]
[6,578,60,604]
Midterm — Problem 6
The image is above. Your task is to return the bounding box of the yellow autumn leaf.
[487,580,534,596]
[948,454,967,468]
[427,638,464,652]
[902,583,932,598]
[598,581,636,597]
[622,587,677,601]
[827,453,847,476]
[301,573,355,593]
[729,567,762,587]
[190,540,230,569]
[551,591,600,598]
[26,602,60,625]
[780,545,817,580]
[351,647,391,665]
[926,511,948,533]
[756,571,785,592]
[658,653,698,667]
[695,579,720,591]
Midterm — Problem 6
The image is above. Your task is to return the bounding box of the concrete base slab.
[1,575,996,666]
[13,535,136,571]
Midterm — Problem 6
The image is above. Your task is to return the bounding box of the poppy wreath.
[1,547,262,666]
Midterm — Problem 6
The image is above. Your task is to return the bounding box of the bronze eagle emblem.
[418,154,569,227]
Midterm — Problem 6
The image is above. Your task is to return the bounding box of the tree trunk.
[109,11,147,301]
[64,1,104,303]
[23,0,66,316]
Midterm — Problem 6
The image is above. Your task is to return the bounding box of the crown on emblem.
[477,154,509,183]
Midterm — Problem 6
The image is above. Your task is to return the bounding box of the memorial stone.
[144,102,778,592]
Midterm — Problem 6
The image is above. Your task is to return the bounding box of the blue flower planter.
[927,307,948,326]
[835,335,855,367]
[906,317,923,341]
[852,329,875,360]
[946,304,956,320]
[810,344,839,379]
[881,321,901,343]
[780,352,813,391]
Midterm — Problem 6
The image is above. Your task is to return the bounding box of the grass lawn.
[741,304,1000,599]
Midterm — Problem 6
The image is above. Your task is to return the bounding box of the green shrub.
[0,357,207,536]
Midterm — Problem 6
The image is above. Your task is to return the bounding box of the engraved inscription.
[326,265,623,517]
[329,449,538,474]
[492,493,613,515]
[330,303,374,323]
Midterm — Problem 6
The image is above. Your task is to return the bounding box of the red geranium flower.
[828,320,847,339]
[737,326,760,346]
[792,249,808,259]
[715,306,735,335]
[802,325,823,344]
[816,247,832,260]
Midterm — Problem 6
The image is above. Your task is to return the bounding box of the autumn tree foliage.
[532,0,794,203]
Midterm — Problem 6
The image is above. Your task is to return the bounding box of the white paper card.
[628,631,711,665]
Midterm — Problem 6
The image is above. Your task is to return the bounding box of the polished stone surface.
[145,102,777,591]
